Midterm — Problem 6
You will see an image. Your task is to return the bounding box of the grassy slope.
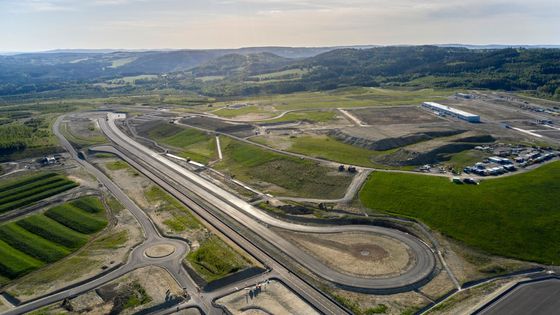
[442,149,492,170]
[0,172,78,214]
[148,123,216,164]
[287,135,391,168]
[46,203,107,234]
[359,162,560,263]
[186,235,249,282]
[0,196,109,280]
[215,139,352,198]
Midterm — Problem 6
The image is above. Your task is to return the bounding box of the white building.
[422,102,480,123]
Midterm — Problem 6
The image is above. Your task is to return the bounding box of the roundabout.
[145,244,176,258]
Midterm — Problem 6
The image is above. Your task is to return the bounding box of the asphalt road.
[476,278,560,315]
[101,113,436,293]
[90,145,349,315]
[1,116,211,315]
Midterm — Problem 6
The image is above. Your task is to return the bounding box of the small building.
[422,102,480,123]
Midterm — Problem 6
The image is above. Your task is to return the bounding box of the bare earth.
[216,280,319,315]
[279,231,414,277]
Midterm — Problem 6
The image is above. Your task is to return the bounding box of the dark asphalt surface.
[477,278,560,315]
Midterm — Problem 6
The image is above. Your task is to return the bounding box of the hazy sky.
[1,0,559,51]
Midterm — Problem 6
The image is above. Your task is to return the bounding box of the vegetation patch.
[0,172,78,214]
[146,122,216,163]
[0,223,70,263]
[186,235,249,282]
[145,186,200,232]
[0,196,108,281]
[215,139,353,198]
[287,135,392,168]
[45,203,107,234]
[0,116,59,161]
[105,160,130,171]
[360,162,560,263]
[259,110,335,124]
[0,239,43,279]
[16,215,89,249]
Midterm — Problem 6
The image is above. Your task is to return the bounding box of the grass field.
[0,173,78,214]
[287,135,392,168]
[359,162,560,264]
[213,87,453,115]
[60,121,106,146]
[215,139,353,198]
[45,203,107,234]
[250,68,308,80]
[258,110,336,124]
[145,186,200,232]
[147,123,216,164]
[442,149,492,170]
[186,235,249,282]
[0,196,108,281]
[105,160,130,171]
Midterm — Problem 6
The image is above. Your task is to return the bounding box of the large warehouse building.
[422,102,480,123]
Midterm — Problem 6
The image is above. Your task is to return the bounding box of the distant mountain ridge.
[0,45,559,100]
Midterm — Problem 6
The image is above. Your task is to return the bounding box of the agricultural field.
[186,235,250,282]
[359,161,560,264]
[214,139,354,198]
[143,121,217,164]
[0,196,108,281]
[0,172,78,214]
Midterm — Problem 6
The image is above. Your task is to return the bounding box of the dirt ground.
[279,231,414,277]
[438,234,535,285]
[426,278,523,315]
[216,280,319,315]
[29,266,185,315]
[96,157,152,209]
[64,158,103,189]
[419,269,456,300]
[329,286,428,315]
[350,106,445,125]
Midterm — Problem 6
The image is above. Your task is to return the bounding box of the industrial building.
[422,102,480,123]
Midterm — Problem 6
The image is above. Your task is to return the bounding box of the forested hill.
[0,45,559,100]
[294,46,560,95]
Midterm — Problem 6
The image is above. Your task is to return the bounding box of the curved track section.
[100,113,437,293]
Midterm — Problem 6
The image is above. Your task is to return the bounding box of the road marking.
[216,136,223,160]
[509,126,543,138]
[338,108,368,126]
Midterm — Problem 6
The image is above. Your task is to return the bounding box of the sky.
[0,0,559,51]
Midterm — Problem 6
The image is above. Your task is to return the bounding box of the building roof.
[423,102,480,119]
